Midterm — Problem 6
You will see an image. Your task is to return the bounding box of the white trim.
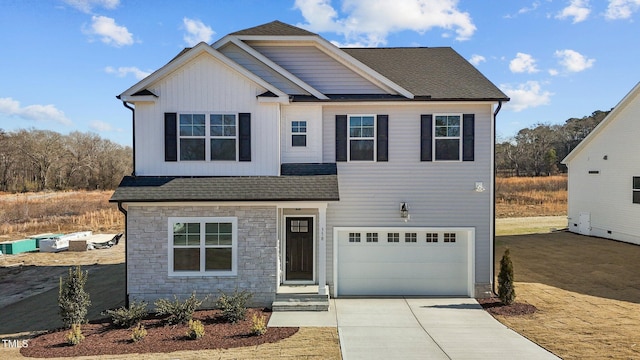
[347,114,377,162]
[167,216,238,277]
[433,113,463,162]
[282,215,316,285]
[118,95,156,103]
[119,42,288,102]
[124,201,331,207]
[333,226,475,297]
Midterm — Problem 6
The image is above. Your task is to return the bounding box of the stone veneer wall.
[126,205,278,307]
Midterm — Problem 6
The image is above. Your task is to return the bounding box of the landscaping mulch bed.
[477,297,537,316]
[20,308,298,358]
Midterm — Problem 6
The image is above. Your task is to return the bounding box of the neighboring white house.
[562,81,640,245]
[110,21,509,307]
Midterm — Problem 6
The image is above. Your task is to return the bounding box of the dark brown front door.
[285,217,313,281]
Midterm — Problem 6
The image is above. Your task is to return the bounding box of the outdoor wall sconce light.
[475,182,486,192]
[400,202,410,222]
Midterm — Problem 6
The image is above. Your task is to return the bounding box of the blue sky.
[1,0,639,145]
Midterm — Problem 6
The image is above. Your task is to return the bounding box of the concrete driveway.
[269,298,559,360]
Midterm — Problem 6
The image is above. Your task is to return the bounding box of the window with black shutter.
[633,177,640,204]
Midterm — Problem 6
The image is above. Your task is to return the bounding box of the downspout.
[492,100,503,297]
[116,201,129,307]
[120,100,136,176]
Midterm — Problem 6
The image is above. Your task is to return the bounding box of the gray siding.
[219,42,308,95]
[127,204,278,307]
[321,104,494,289]
[250,44,385,94]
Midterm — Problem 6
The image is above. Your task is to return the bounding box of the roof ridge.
[230,20,317,36]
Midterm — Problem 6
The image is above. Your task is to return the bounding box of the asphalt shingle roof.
[343,47,508,100]
[110,173,339,203]
[230,20,317,36]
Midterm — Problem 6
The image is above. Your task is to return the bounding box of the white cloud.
[469,54,486,66]
[105,66,150,80]
[509,53,539,73]
[89,120,114,132]
[183,18,215,46]
[605,0,640,19]
[501,81,553,112]
[548,68,559,76]
[295,0,476,47]
[85,15,134,47]
[63,0,119,13]
[0,97,72,125]
[555,49,595,72]
[556,0,591,23]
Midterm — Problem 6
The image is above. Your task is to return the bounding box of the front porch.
[272,285,330,311]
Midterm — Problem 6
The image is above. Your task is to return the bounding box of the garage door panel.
[336,228,472,296]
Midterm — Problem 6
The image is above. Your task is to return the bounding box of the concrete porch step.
[272,293,330,312]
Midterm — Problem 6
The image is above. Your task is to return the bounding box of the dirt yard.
[495,232,640,359]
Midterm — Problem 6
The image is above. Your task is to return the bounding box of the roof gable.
[230,20,317,36]
[562,81,640,164]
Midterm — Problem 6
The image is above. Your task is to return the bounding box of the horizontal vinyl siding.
[218,43,308,95]
[567,96,640,244]
[323,104,494,286]
[250,45,385,94]
[135,53,280,176]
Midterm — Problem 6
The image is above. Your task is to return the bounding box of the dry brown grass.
[0,191,123,241]
[496,176,567,218]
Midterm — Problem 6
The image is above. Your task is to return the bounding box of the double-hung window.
[178,113,237,161]
[434,114,462,161]
[291,121,307,147]
[179,114,206,160]
[349,115,375,161]
[169,217,237,276]
[634,177,640,204]
[210,114,236,160]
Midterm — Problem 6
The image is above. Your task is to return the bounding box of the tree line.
[496,110,610,176]
[0,129,132,192]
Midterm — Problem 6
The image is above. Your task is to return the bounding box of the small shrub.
[186,319,205,340]
[66,324,84,346]
[154,292,206,325]
[131,322,147,342]
[104,300,148,328]
[498,248,516,305]
[58,266,91,328]
[250,313,267,336]
[216,289,252,323]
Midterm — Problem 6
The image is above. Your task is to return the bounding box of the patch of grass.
[496,176,567,218]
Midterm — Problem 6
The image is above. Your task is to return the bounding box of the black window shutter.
[164,112,177,162]
[377,115,388,162]
[463,114,475,161]
[420,114,432,161]
[335,115,347,162]
[238,113,251,161]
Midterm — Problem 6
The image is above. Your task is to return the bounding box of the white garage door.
[336,228,473,296]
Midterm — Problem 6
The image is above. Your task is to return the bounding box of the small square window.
[387,233,399,243]
[366,233,378,243]
[405,233,417,243]
[290,220,309,233]
[349,233,361,243]
[426,233,438,243]
[444,233,456,243]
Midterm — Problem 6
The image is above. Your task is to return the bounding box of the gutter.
[492,100,503,297]
[119,99,136,176]
[116,201,129,307]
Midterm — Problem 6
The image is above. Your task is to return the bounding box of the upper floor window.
[434,114,461,161]
[634,177,640,204]
[178,113,237,161]
[349,115,375,161]
[291,121,307,147]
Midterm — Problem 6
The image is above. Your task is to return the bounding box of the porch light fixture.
[475,182,486,192]
[400,202,410,222]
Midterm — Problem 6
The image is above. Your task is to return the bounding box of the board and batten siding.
[280,105,323,163]
[566,95,640,244]
[249,44,386,95]
[321,104,495,293]
[218,42,308,95]
[134,53,280,176]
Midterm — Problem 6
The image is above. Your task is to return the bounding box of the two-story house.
[110,21,509,307]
